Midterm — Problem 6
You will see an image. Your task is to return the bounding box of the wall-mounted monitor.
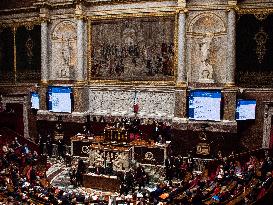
[31,92,39,109]
[188,90,221,121]
[236,99,256,120]
[47,86,72,113]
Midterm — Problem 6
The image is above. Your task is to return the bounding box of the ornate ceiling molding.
[237,8,273,15]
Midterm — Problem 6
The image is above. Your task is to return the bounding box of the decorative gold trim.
[88,13,177,85]
[226,5,240,12]
[0,7,38,15]
[40,80,48,85]
[85,0,173,7]
[75,2,86,20]
[88,19,92,82]
[1,20,41,29]
[186,32,227,37]
[254,13,269,21]
[75,14,86,20]
[237,8,273,15]
[75,80,87,86]
[46,80,77,85]
[87,11,176,21]
[39,16,50,23]
[88,80,175,86]
[174,11,179,86]
[25,23,34,31]
[224,82,236,87]
[176,82,187,87]
[13,26,17,84]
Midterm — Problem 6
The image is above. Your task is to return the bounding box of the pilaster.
[176,9,187,86]
[40,8,49,83]
[75,3,85,82]
[226,7,236,86]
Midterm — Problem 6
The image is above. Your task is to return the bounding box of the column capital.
[226,6,239,12]
[75,3,86,20]
[75,14,86,20]
[40,80,48,85]
[177,0,186,8]
[176,8,188,14]
[40,17,50,23]
[40,7,50,23]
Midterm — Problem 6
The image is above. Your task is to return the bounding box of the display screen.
[31,92,39,109]
[48,86,72,113]
[188,90,221,121]
[236,99,256,120]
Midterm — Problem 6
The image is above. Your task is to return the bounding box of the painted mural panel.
[236,14,273,87]
[90,16,175,81]
[0,27,14,83]
[16,25,41,82]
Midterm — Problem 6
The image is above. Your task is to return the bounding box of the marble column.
[226,8,236,85]
[76,18,84,82]
[176,11,187,85]
[41,20,48,83]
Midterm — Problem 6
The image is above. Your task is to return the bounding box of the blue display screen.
[188,90,221,121]
[48,86,72,113]
[236,99,256,120]
[31,92,39,109]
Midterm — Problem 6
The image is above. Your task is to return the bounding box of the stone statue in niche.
[51,20,77,80]
[60,37,73,78]
[25,37,34,66]
[199,33,214,83]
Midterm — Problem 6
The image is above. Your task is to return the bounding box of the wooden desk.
[83,174,121,192]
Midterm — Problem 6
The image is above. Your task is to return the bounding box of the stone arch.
[187,12,226,34]
[51,20,76,40]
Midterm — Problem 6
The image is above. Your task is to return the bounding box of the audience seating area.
[0,128,272,204]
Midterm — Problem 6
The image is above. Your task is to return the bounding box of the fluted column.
[76,18,84,82]
[226,8,236,86]
[176,10,187,86]
[41,20,49,83]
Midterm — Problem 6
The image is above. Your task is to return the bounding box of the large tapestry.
[16,25,41,82]
[90,16,175,81]
[236,14,273,87]
[0,27,14,83]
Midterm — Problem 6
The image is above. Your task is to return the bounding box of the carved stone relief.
[50,20,77,80]
[187,12,227,84]
[89,88,175,118]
